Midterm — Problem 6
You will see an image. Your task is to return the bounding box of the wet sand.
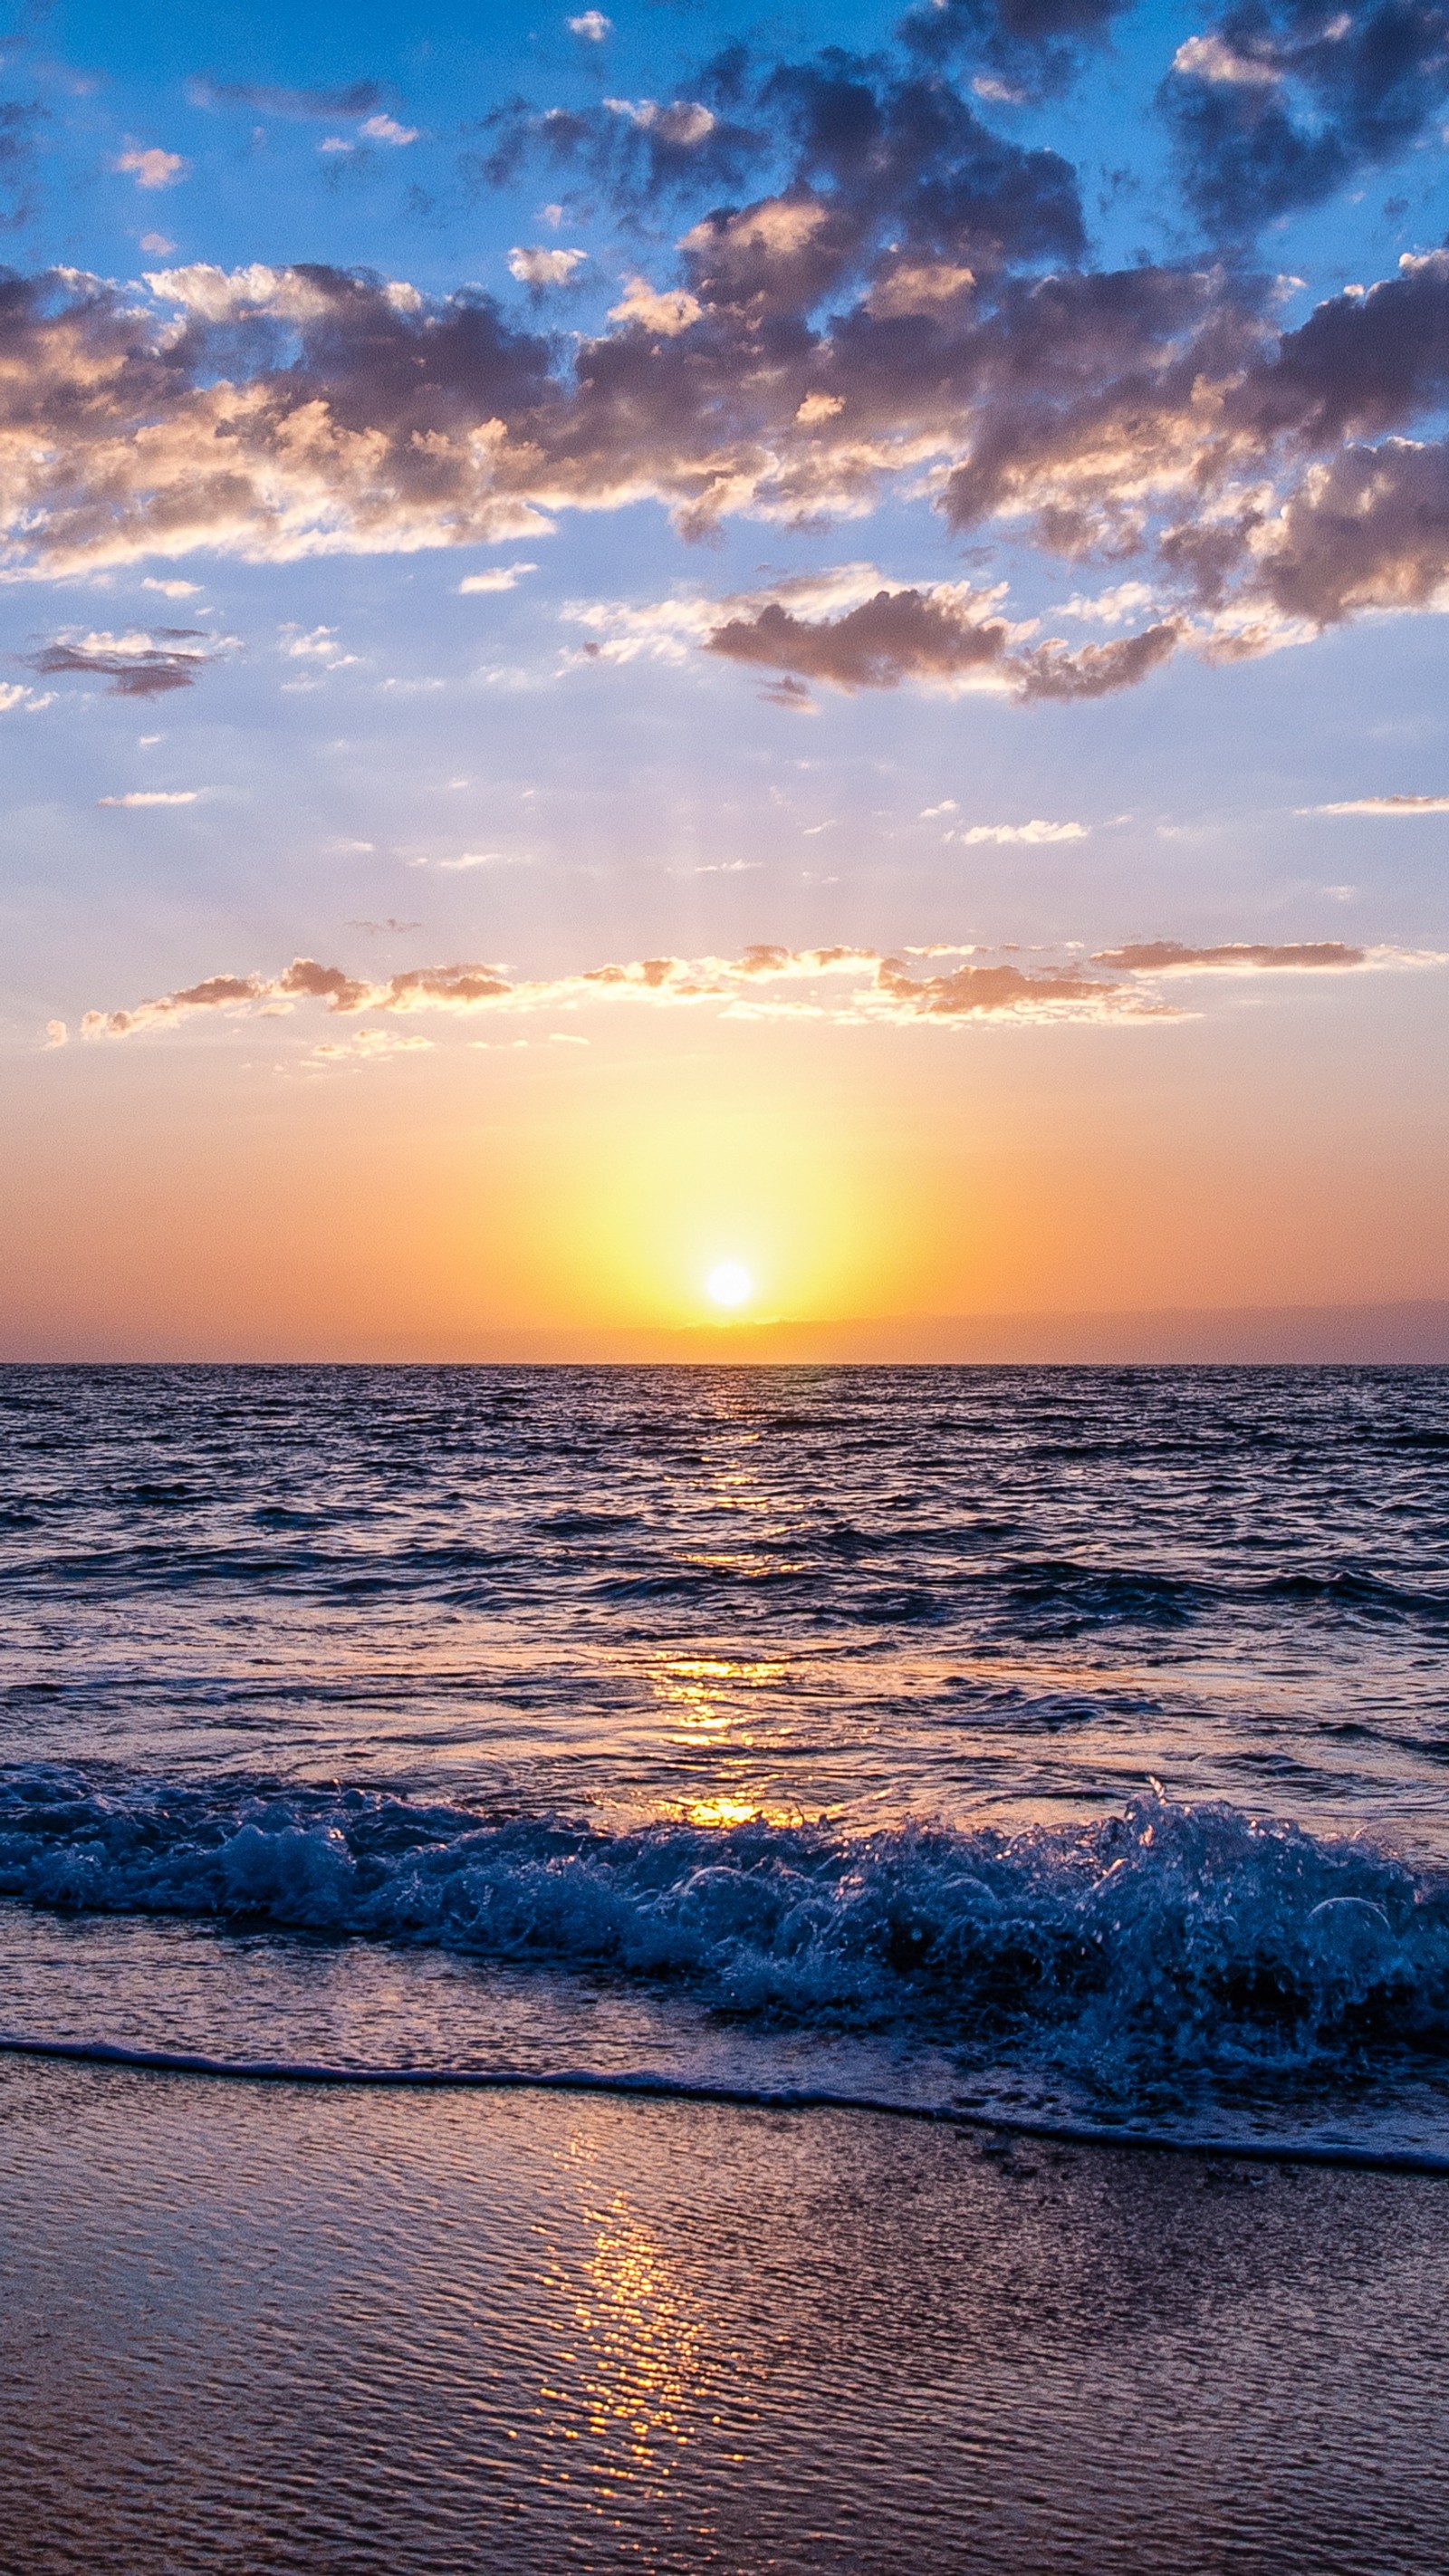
[1,2059,1444,2573]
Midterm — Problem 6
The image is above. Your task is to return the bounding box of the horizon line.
[5,1295,1449,1369]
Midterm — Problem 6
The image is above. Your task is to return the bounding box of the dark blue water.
[2,1364,1447,2150]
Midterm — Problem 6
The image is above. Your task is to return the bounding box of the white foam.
[2,1770,1446,2088]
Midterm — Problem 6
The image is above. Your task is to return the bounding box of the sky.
[1,0,1447,1358]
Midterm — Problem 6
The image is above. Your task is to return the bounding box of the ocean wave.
[2,1770,1446,2087]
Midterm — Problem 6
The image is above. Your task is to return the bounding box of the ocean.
[3,1361,1448,2158]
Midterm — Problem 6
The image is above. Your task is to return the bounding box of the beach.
[2,2055,1445,2573]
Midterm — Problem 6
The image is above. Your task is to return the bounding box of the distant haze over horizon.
[6,1302,1448,1370]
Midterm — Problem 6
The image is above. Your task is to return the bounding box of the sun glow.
[705,1261,753,1310]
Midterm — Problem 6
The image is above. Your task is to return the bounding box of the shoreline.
[3,2055,1445,2573]
[5,2028,1449,2176]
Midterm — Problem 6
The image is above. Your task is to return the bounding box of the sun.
[705,1261,753,1311]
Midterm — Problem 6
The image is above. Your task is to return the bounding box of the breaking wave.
[3,1766,1448,2088]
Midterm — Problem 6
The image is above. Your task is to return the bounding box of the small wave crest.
[2,1770,1448,2089]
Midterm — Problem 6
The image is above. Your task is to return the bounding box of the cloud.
[507,245,588,287]
[308,1028,435,1064]
[187,78,386,120]
[458,562,537,591]
[43,1021,66,1050]
[955,819,1088,842]
[0,99,40,231]
[79,940,1153,1040]
[84,971,264,1037]
[704,578,1180,702]
[0,115,1444,705]
[898,0,1131,99]
[477,39,1084,268]
[605,98,717,147]
[1090,939,1367,973]
[0,681,52,713]
[26,629,234,697]
[96,790,201,806]
[706,582,1016,692]
[278,622,359,669]
[568,13,612,39]
[360,114,418,148]
[79,925,1429,1051]
[114,146,187,190]
[1306,794,1449,815]
[1171,35,1280,90]
[1163,2,1449,234]
[607,278,703,334]
[565,562,1185,702]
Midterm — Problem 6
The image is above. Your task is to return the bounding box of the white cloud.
[1173,34,1280,84]
[115,147,187,190]
[146,263,345,321]
[508,245,588,288]
[797,392,845,425]
[96,789,200,806]
[604,97,715,145]
[1053,582,1158,627]
[139,232,176,255]
[360,114,418,147]
[864,262,974,319]
[309,1028,434,1063]
[278,623,359,669]
[142,577,202,599]
[1305,794,1449,815]
[954,820,1089,845]
[458,563,538,593]
[608,278,703,336]
[43,1021,67,1049]
[568,11,611,37]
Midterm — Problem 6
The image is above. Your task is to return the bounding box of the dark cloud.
[1225,252,1449,451]
[705,583,1180,701]
[25,628,233,697]
[1252,435,1449,626]
[707,587,1012,687]
[187,77,386,120]
[1092,939,1367,970]
[472,73,763,204]
[476,47,1083,293]
[1163,3,1449,235]
[897,0,1131,99]
[0,225,1445,699]
[0,97,40,230]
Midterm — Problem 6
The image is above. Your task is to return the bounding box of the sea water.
[2,1363,1447,2155]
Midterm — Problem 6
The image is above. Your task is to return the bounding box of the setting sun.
[705,1262,753,1311]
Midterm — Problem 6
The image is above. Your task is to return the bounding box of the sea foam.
[2,1767,1446,2086]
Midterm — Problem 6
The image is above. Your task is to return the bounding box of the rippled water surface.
[2,1364,1447,2149]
